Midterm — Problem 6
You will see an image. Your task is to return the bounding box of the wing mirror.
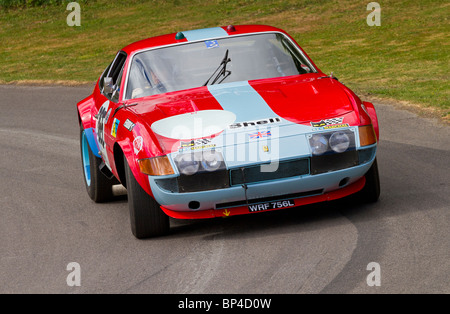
[103,77,114,94]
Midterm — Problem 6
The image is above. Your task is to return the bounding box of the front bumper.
[160,176,366,219]
[148,149,375,218]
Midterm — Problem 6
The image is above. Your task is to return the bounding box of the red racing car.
[77,25,380,238]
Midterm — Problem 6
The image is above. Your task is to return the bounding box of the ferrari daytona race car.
[77,25,380,238]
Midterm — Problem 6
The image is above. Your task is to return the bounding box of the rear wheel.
[80,127,115,202]
[124,156,169,238]
[359,158,380,203]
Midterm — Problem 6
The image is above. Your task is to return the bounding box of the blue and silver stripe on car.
[182,27,229,41]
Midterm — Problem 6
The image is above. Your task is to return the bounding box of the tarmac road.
[0,85,448,294]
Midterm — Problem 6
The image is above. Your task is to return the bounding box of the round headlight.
[329,131,350,153]
[310,134,328,155]
[174,153,200,175]
[201,151,223,172]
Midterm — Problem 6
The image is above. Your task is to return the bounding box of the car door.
[94,51,127,170]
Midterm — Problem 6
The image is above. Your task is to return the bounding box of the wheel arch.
[113,138,154,197]
[363,101,380,141]
[77,95,95,130]
[113,142,127,189]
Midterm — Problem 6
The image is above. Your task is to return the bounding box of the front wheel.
[358,158,380,203]
[80,127,115,202]
[124,156,169,239]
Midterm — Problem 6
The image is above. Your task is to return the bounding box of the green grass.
[0,0,449,119]
[0,0,70,8]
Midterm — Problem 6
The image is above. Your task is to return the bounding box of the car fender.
[77,94,103,157]
[363,101,379,141]
[115,137,152,196]
[77,94,95,130]
[111,113,165,198]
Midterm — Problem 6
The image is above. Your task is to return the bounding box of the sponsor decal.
[249,131,271,139]
[263,145,270,153]
[322,123,349,130]
[179,138,216,152]
[310,117,344,128]
[133,136,143,155]
[248,199,295,212]
[180,138,211,147]
[96,101,109,149]
[123,119,135,131]
[229,117,281,130]
[111,118,120,138]
[205,40,219,49]
[105,109,112,124]
[95,100,111,167]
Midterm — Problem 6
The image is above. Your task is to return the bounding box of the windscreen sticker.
[301,64,311,72]
[205,40,219,49]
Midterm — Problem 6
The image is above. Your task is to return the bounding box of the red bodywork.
[77,25,379,219]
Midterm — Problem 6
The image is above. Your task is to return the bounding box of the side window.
[278,35,315,74]
[99,64,111,90]
[101,51,127,102]
[111,66,124,103]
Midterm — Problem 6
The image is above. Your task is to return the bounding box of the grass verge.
[0,0,448,119]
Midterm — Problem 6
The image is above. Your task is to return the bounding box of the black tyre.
[359,158,380,203]
[80,127,115,202]
[124,156,169,238]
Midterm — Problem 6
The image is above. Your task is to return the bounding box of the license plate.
[248,199,295,212]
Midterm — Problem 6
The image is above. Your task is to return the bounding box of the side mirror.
[103,77,114,94]
[329,72,339,80]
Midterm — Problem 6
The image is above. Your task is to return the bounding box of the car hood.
[127,74,359,155]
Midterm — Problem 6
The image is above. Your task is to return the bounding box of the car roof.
[121,25,288,55]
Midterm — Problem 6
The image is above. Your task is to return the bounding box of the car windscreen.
[125,33,316,100]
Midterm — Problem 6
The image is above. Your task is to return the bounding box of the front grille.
[178,169,230,193]
[155,169,230,193]
[216,189,323,209]
[230,158,309,186]
[156,148,373,193]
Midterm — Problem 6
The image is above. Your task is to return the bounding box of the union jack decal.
[249,131,272,139]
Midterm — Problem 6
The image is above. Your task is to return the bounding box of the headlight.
[309,129,356,155]
[201,150,223,172]
[329,131,350,153]
[309,134,328,155]
[174,150,225,175]
[174,153,200,176]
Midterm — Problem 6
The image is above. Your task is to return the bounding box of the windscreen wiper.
[203,49,231,86]
[112,103,138,117]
